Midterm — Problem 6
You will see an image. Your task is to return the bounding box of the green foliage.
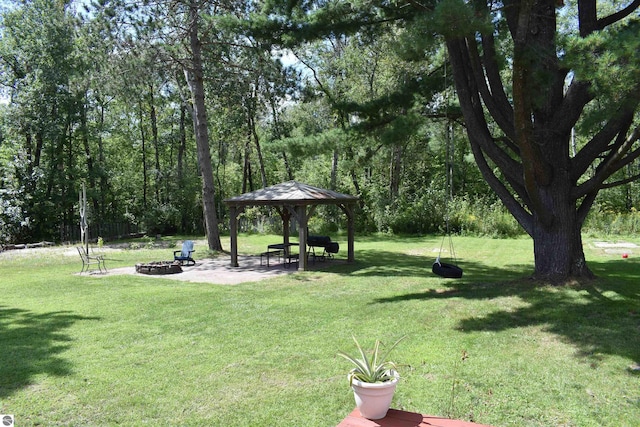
[584,206,640,236]
[448,196,523,238]
[0,186,27,244]
[431,0,492,39]
[366,186,523,238]
[141,202,181,235]
[563,19,640,115]
[238,206,283,234]
[0,150,28,243]
[0,0,637,269]
[0,0,81,242]
[337,335,406,385]
[374,186,446,235]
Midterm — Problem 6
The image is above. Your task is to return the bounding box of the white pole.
[80,183,88,253]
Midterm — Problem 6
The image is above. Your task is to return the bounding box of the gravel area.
[103,255,299,285]
[1,243,303,285]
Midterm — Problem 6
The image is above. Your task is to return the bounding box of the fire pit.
[135,261,183,275]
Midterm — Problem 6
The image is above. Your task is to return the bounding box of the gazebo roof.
[223,180,358,207]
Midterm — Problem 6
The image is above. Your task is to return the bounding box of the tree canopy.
[247,0,640,281]
[1,0,639,283]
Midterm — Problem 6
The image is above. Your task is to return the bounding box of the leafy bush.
[238,207,282,234]
[387,188,446,235]
[142,203,181,235]
[0,187,27,244]
[449,197,523,237]
[0,163,33,244]
[584,206,640,236]
[369,188,523,237]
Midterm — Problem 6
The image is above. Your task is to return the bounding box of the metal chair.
[77,246,107,274]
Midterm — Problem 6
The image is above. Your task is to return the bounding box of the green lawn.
[1,234,638,426]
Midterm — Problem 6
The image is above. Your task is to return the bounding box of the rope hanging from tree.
[432,55,463,279]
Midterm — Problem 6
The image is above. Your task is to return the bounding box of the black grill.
[307,235,339,258]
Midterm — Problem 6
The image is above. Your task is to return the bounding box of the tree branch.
[551,79,593,138]
[466,32,515,141]
[448,37,523,187]
[510,0,554,226]
[571,104,639,181]
[578,0,597,37]
[597,0,640,30]
[601,172,640,189]
[573,123,640,199]
[447,37,531,219]
[469,137,533,235]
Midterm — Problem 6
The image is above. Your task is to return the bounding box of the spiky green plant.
[337,335,406,385]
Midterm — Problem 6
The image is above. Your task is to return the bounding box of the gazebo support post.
[297,206,309,271]
[339,203,356,263]
[285,205,308,270]
[347,204,355,263]
[229,206,244,267]
[276,207,292,256]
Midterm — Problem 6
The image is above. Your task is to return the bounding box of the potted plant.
[337,335,406,420]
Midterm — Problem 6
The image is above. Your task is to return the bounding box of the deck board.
[337,408,493,427]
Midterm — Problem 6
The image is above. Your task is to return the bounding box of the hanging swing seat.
[432,224,464,279]
[432,257,463,278]
[432,74,463,280]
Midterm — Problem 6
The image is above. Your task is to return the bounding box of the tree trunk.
[247,84,267,188]
[330,149,338,190]
[138,100,148,209]
[149,84,161,203]
[532,171,594,281]
[177,103,187,184]
[251,114,267,188]
[390,144,402,200]
[532,216,592,281]
[178,103,188,232]
[185,0,222,251]
[34,133,43,168]
[80,100,100,217]
[242,137,253,193]
[267,91,294,180]
[98,101,107,218]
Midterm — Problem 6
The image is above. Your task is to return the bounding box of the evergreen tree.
[253,0,640,281]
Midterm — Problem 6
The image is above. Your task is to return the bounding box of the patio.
[100,255,346,285]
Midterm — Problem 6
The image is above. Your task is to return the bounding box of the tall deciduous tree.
[0,0,82,240]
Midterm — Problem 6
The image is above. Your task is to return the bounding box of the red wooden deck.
[337,408,494,427]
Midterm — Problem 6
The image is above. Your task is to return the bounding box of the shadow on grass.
[357,250,640,372]
[0,307,101,398]
[316,248,533,283]
[303,246,640,370]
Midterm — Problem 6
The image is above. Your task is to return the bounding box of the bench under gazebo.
[223,181,358,271]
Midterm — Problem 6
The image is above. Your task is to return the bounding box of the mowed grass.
[0,234,639,426]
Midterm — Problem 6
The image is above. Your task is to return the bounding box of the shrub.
[584,206,640,236]
[142,203,180,235]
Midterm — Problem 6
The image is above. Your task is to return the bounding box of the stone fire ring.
[135,261,183,275]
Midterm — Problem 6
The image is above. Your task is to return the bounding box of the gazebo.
[223,181,358,271]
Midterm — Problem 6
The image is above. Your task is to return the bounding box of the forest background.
[0,0,639,249]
